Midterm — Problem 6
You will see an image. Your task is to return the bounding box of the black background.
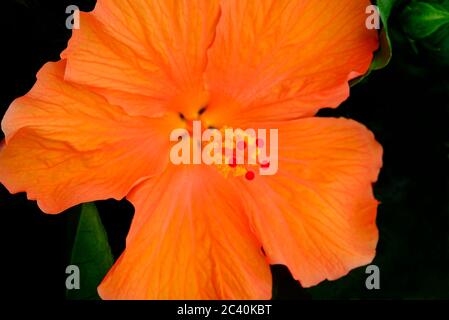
[0,0,448,300]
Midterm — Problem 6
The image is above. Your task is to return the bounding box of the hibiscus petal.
[0,60,176,214]
[62,0,220,118]
[204,0,378,127]
[98,165,272,300]
[234,117,382,287]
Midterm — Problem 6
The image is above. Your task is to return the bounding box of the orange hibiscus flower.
[0,0,382,299]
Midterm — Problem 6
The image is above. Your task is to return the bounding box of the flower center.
[177,108,270,181]
[213,127,270,181]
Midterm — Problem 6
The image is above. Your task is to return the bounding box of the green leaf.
[350,0,397,86]
[401,1,449,40]
[377,0,396,26]
[66,203,114,300]
[399,1,449,66]
[371,0,396,70]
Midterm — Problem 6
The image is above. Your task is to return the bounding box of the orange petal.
[204,0,378,127]
[234,118,382,287]
[98,165,272,300]
[0,60,176,214]
[62,0,220,118]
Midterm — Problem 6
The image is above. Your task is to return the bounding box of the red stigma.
[245,171,255,180]
[260,161,270,168]
[229,156,237,168]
